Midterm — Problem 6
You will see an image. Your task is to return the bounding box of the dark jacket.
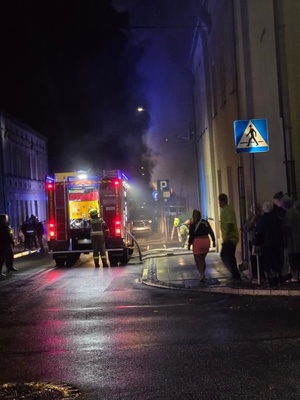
[23,217,35,234]
[188,219,216,247]
[35,221,44,236]
[0,223,14,250]
[272,204,286,222]
[256,211,282,247]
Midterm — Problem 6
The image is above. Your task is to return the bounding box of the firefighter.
[171,215,181,241]
[179,219,190,249]
[89,208,109,268]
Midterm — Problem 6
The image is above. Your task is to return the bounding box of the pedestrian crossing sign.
[234,118,269,153]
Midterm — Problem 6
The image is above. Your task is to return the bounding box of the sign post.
[234,119,269,285]
[157,179,170,239]
[234,119,269,154]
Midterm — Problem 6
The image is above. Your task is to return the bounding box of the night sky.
[0,0,199,207]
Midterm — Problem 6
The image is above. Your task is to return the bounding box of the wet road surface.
[1,245,300,399]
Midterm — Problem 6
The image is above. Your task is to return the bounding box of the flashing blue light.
[46,176,55,183]
[121,172,129,181]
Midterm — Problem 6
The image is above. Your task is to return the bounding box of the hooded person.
[256,201,283,286]
[273,191,286,221]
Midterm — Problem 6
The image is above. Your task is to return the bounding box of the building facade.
[0,111,48,239]
[190,0,299,263]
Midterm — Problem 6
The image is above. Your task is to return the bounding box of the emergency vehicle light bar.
[46,176,55,186]
[103,170,123,179]
[67,175,99,182]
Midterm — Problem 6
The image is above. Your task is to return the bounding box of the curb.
[14,249,38,259]
[142,256,300,297]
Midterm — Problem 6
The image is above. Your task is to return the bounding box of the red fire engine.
[45,170,134,267]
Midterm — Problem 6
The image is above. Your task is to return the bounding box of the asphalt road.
[1,248,300,399]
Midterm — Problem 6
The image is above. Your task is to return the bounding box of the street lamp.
[136,107,153,125]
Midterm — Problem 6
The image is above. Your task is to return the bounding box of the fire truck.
[45,170,134,267]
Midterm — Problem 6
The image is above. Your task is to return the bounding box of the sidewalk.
[13,243,42,258]
[141,248,300,296]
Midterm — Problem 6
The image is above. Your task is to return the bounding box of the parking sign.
[157,180,169,191]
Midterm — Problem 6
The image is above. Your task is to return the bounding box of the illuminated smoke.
[112,0,199,208]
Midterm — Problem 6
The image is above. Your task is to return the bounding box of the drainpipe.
[0,114,7,213]
[273,0,297,199]
[190,78,201,210]
[233,0,248,263]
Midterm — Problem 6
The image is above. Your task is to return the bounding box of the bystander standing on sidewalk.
[272,191,286,276]
[35,218,45,253]
[218,193,241,283]
[282,196,300,283]
[243,202,263,281]
[0,214,18,277]
[256,201,282,287]
[23,215,38,251]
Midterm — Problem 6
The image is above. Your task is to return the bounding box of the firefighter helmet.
[89,208,98,217]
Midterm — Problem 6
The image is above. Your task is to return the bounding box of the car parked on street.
[129,207,155,237]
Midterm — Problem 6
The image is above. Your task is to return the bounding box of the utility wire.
[128,25,208,29]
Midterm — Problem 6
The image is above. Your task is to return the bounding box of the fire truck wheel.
[108,256,118,267]
[55,259,66,268]
[66,255,80,267]
[109,256,128,266]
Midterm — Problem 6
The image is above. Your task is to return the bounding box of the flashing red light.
[115,219,121,236]
[46,183,53,190]
[49,222,56,238]
[114,180,120,185]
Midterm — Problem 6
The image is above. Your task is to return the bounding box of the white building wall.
[235,0,287,204]
[0,112,48,239]
[190,0,289,263]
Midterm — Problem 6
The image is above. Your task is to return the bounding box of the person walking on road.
[0,214,18,277]
[89,208,109,268]
[218,193,241,283]
[188,209,216,282]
